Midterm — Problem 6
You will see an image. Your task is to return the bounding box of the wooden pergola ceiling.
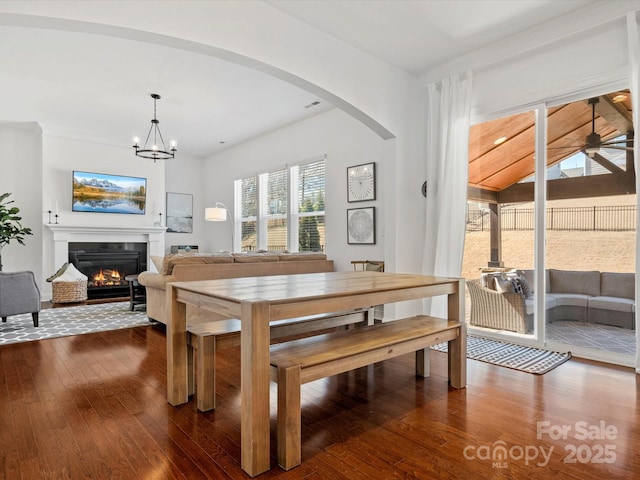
[468,91,634,203]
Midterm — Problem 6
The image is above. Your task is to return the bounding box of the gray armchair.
[0,271,41,327]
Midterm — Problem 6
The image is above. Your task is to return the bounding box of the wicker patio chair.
[466,279,530,334]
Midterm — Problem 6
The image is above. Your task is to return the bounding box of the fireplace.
[69,242,147,299]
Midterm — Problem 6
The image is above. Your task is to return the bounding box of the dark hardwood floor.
[1,323,638,479]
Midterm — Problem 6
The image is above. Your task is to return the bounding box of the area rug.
[0,302,152,346]
[546,321,635,355]
[432,335,571,374]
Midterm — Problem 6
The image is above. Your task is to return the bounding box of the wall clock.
[347,162,375,202]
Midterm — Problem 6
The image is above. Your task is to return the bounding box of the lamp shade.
[205,207,227,221]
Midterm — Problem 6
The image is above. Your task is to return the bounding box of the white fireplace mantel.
[47,224,166,269]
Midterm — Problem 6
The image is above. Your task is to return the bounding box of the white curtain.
[626,12,640,373]
[422,71,472,317]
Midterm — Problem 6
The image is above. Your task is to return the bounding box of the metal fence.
[467,205,636,232]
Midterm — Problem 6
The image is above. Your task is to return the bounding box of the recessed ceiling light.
[612,94,627,103]
[219,141,226,144]
[494,136,507,145]
[304,101,321,109]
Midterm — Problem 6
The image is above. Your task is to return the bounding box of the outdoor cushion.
[494,276,513,293]
[600,272,634,300]
[517,269,550,293]
[546,293,592,308]
[588,296,635,313]
[524,295,557,315]
[549,269,600,297]
[480,272,501,289]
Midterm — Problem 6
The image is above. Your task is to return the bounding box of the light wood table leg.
[166,284,188,405]
[241,300,271,477]
[448,278,467,388]
[416,348,431,377]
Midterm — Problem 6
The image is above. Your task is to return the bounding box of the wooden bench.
[186,309,372,412]
[269,315,464,470]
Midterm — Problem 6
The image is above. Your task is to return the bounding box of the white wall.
[164,153,205,254]
[202,108,386,272]
[0,122,43,282]
[471,17,629,118]
[40,132,166,298]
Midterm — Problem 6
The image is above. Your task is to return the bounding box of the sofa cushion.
[600,272,634,300]
[549,269,600,297]
[517,269,550,294]
[524,295,557,315]
[516,275,531,298]
[162,253,234,274]
[547,293,592,308]
[232,252,279,263]
[150,255,164,273]
[480,272,500,289]
[494,275,514,293]
[588,296,635,313]
[278,252,327,261]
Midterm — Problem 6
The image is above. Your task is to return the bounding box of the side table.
[125,274,146,312]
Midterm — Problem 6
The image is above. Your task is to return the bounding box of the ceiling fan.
[552,97,634,158]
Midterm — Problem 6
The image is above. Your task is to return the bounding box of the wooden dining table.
[165,271,466,477]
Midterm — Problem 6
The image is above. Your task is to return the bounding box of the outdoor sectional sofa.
[138,251,333,325]
[467,269,635,334]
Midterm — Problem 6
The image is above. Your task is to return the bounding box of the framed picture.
[166,192,193,233]
[347,162,375,202]
[72,170,147,214]
[347,207,375,244]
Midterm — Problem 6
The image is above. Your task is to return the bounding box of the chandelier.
[132,93,177,162]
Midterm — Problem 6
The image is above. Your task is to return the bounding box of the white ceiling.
[268,0,598,75]
[0,0,622,158]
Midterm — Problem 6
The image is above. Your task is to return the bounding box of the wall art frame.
[347,162,375,202]
[347,206,375,244]
[166,192,193,233]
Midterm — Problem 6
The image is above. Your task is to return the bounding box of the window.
[235,157,325,252]
[295,160,325,252]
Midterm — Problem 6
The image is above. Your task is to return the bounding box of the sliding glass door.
[544,90,636,365]
[465,88,637,367]
[464,109,537,340]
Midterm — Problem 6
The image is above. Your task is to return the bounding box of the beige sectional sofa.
[467,269,635,334]
[138,251,333,325]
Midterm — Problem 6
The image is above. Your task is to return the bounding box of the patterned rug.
[432,335,571,374]
[546,321,635,355]
[0,302,152,346]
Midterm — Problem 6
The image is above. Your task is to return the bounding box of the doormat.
[0,302,152,346]
[432,335,571,374]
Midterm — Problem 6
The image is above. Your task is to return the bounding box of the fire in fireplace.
[91,268,123,287]
[68,242,147,299]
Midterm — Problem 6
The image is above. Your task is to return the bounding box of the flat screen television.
[72,171,147,214]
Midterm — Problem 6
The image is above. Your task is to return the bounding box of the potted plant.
[0,193,33,271]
